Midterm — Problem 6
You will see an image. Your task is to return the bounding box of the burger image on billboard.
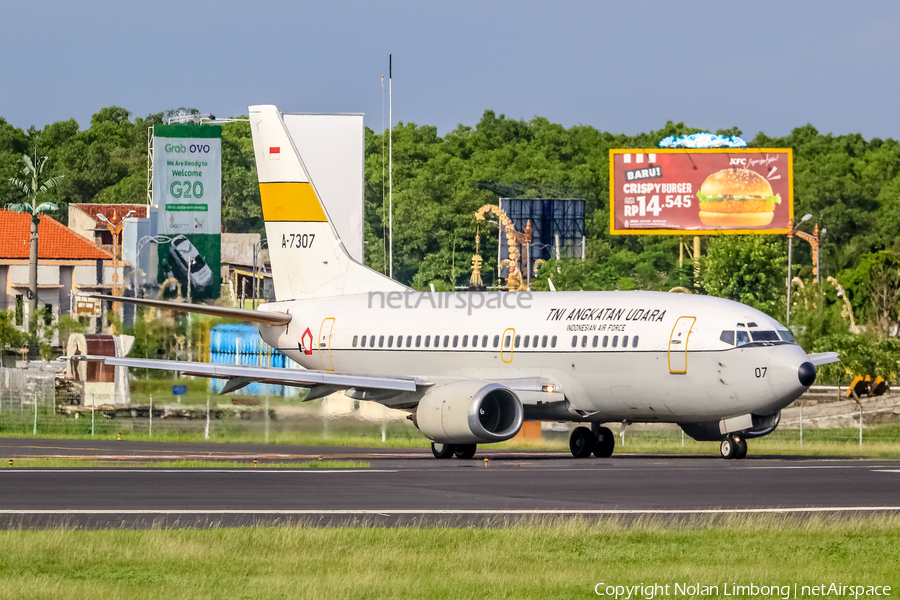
[696,168,781,227]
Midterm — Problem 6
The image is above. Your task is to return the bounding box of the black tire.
[569,427,595,458]
[592,426,615,458]
[720,437,737,459]
[454,444,477,459]
[734,437,748,459]
[431,442,456,459]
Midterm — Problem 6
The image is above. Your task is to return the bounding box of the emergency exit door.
[668,316,695,374]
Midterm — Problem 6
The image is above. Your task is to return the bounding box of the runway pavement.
[1,438,899,528]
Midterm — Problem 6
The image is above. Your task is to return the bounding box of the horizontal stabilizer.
[86,294,291,326]
[65,355,419,393]
[807,352,840,366]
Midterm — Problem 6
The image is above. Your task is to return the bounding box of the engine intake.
[414,381,524,444]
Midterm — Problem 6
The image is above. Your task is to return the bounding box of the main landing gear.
[431,442,477,459]
[569,424,615,458]
[720,435,748,459]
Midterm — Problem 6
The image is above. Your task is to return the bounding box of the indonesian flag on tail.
[269,146,280,160]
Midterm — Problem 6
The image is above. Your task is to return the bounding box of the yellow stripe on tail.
[259,182,328,222]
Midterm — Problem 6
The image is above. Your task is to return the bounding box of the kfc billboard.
[609,149,793,235]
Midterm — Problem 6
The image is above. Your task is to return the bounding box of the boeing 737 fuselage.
[86,104,838,461]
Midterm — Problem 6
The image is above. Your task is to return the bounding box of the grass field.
[0,458,369,469]
[0,514,897,599]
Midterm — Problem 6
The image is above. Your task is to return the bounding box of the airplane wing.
[807,352,840,366]
[68,355,422,400]
[86,294,291,326]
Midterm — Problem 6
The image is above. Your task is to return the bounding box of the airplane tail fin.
[249,105,406,300]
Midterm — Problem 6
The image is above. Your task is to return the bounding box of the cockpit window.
[719,331,735,345]
[750,331,780,342]
[736,331,750,346]
[747,322,758,328]
[778,329,797,344]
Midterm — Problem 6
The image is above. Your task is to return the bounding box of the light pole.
[96,210,135,320]
[786,214,812,325]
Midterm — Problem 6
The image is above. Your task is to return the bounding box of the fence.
[1,367,899,451]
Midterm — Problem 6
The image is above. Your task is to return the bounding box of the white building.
[0,211,116,336]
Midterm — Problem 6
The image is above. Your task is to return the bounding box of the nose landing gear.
[569,424,616,458]
[720,435,748,459]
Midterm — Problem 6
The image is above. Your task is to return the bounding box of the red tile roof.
[74,204,148,223]
[0,211,113,260]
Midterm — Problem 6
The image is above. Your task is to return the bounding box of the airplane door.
[318,317,335,371]
[668,316,695,374]
[501,328,515,363]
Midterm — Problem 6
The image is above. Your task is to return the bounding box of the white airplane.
[88,105,839,460]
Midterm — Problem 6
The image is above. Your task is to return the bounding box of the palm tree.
[7,154,63,334]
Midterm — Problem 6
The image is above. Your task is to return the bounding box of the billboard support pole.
[693,236,700,288]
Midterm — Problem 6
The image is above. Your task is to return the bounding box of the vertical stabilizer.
[249,105,406,300]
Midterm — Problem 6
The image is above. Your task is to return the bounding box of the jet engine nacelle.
[414,381,524,444]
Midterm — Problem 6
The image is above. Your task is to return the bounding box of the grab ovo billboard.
[152,123,222,299]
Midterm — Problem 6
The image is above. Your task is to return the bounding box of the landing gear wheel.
[454,444,477,459]
[569,427,595,458]
[720,436,738,459]
[431,442,456,459]
[734,437,748,459]
[592,426,615,458]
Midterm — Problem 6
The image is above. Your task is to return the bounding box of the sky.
[2,0,900,140]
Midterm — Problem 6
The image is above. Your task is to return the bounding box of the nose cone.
[798,361,816,387]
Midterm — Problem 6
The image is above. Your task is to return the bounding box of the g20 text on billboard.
[609,149,793,235]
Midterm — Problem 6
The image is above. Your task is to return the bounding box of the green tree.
[701,235,787,318]
[6,154,63,337]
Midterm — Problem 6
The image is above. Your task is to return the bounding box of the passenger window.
[720,331,735,346]
[523,336,529,348]
[462,335,468,347]
[542,335,548,348]
[551,336,557,348]
[504,335,511,348]
[361,335,367,347]
[571,335,578,348]
[493,335,500,348]
[632,336,639,348]
[471,335,478,347]
[425,335,431,348]
[592,335,598,348]
[443,335,450,347]
[515,335,521,348]
[388,335,394,348]
[407,335,412,347]
[603,336,608,348]
[736,331,750,347]
[352,335,358,347]
[622,335,629,348]
[396,335,402,348]
[416,335,422,347]
[532,335,538,348]
[379,335,385,348]
[612,336,618,348]
[483,335,489,347]
[453,335,459,348]
[581,336,587,348]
